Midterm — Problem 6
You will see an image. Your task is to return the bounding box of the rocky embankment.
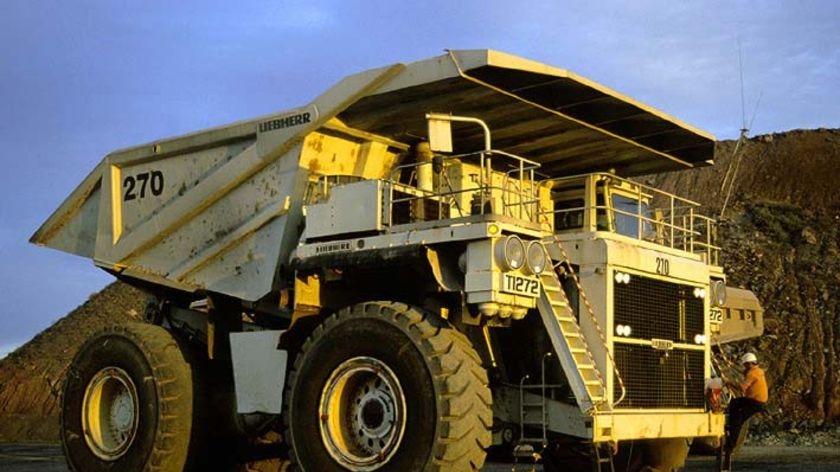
[0,283,145,441]
[653,129,840,439]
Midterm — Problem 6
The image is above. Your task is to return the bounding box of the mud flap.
[230,330,287,414]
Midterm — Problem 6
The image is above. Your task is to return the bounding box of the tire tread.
[284,302,491,471]
[61,322,193,472]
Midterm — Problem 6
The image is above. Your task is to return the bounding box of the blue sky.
[1,1,838,357]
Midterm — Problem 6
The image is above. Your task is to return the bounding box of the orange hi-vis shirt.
[741,366,769,403]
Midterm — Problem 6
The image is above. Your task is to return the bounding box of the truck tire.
[61,322,195,472]
[284,301,491,471]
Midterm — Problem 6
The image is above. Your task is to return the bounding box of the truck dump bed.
[31,49,715,302]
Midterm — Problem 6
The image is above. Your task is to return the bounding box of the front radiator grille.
[614,275,704,343]
[613,274,706,409]
[614,344,705,408]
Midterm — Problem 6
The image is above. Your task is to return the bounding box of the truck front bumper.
[593,410,724,442]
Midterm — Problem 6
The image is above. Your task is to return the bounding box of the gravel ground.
[2,443,839,472]
[0,444,65,472]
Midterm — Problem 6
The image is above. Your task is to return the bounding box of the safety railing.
[383,149,543,227]
[546,173,720,265]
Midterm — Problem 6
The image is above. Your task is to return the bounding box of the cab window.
[612,194,653,238]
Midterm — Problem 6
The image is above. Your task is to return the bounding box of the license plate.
[501,274,540,297]
[710,308,723,324]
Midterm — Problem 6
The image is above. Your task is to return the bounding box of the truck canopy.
[340,49,714,176]
[31,49,715,302]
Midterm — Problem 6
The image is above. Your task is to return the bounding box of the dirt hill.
[0,283,145,441]
[650,129,840,211]
[650,128,840,427]
[1,129,838,443]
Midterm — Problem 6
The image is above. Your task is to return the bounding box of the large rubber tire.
[284,301,491,471]
[61,322,195,472]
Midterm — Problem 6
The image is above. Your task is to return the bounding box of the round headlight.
[614,272,631,284]
[615,324,632,337]
[710,279,727,307]
[525,241,547,275]
[498,235,525,271]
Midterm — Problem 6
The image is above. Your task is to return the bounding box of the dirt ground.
[1,444,838,472]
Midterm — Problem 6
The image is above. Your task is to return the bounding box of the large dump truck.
[32,50,761,472]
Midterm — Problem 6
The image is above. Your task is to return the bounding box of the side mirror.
[427,114,453,153]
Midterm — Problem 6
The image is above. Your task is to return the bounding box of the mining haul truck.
[32,50,762,472]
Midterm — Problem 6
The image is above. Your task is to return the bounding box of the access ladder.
[535,259,607,413]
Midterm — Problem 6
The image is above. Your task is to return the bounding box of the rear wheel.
[61,323,195,472]
[284,301,491,471]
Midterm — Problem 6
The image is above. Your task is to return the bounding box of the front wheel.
[61,323,196,472]
[284,301,492,471]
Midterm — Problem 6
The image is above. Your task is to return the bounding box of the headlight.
[615,324,632,337]
[614,271,631,284]
[525,241,547,275]
[497,235,525,271]
[694,334,707,345]
[710,279,727,307]
[693,287,706,299]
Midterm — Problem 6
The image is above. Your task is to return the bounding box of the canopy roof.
[339,50,715,177]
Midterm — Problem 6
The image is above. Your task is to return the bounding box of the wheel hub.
[352,378,398,455]
[319,357,406,470]
[81,367,139,461]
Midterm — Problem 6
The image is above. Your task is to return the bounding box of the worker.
[722,352,768,468]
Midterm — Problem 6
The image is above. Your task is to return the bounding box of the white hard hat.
[740,352,758,364]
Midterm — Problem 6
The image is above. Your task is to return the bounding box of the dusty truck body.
[32,50,758,471]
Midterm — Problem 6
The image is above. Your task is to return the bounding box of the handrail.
[547,172,720,264]
[382,148,543,227]
[550,171,702,207]
[546,234,626,409]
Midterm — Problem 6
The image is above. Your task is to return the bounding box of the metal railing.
[384,150,543,227]
[546,173,720,265]
[306,168,719,264]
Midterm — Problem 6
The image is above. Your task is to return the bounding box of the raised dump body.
[32,50,758,472]
[32,49,714,303]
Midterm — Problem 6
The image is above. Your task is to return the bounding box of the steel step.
[537,258,608,414]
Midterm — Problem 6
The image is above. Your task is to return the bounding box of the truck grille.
[614,275,704,343]
[613,345,705,408]
[613,274,706,409]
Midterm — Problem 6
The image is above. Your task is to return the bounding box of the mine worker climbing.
[722,352,769,470]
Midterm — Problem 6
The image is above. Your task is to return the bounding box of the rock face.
[651,128,840,426]
[0,282,145,441]
[720,202,840,424]
[0,129,837,442]
[651,129,840,211]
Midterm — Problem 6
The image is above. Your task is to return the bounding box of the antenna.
[719,39,761,220]
[739,37,747,134]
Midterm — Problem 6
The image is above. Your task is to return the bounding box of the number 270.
[123,171,164,201]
